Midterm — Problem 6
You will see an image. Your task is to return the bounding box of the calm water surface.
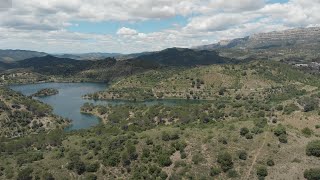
[10,83,203,130]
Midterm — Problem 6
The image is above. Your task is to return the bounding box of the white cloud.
[0,0,319,53]
[116,27,138,36]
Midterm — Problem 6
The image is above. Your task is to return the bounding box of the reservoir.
[10,83,202,130]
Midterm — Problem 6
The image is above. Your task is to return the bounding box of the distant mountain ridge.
[0,49,47,62]
[53,53,123,60]
[196,27,320,50]
[131,48,229,67]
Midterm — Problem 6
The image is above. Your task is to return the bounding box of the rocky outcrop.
[196,27,320,50]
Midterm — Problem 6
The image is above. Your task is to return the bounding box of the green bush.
[217,151,233,172]
[157,153,172,167]
[266,159,275,166]
[42,172,55,180]
[227,169,239,178]
[302,127,313,137]
[17,167,33,180]
[278,134,288,143]
[254,118,267,128]
[306,140,320,157]
[283,103,299,115]
[276,105,283,111]
[304,168,320,180]
[210,167,222,176]
[192,153,204,165]
[85,174,97,180]
[240,127,249,136]
[274,124,286,136]
[245,133,253,139]
[256,166,268,179]
[238,150,247,160]
[86,163,99,172]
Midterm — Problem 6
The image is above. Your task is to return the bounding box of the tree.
[238,150,247,160]
[256,166,268,179]
[306,140,320,157]
[158,153,172,167]
[217,151,233,172]
[278,134,288,143]
[274,124,286,136]
[304,168,320,180]
[240,127,249,136]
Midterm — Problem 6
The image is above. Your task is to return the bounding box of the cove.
[10,83,108,131]
[10,82,208,130]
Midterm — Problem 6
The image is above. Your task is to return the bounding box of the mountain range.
[0,27,319,69]
[195,27,320,50]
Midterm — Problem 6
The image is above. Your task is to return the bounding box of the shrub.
[278,134,288,143]
[302,127,313,138]
[254,118,267,128]
[192,153,204,165]
[85,174,97,180]
[266,159,275,166]
[86,163,99,172]
[256,166,268,179]
[274,124,286,136]
[306,140,320,157]
[157,153,172,167]
[245,133,253,139]
[304,168,320,180]
[240,127,249,136]
[210,167,222,176]
[17,167,33,180]
[42,172,55,180]
[238,150,247,160]
[161,131,179,141]
[251,127,264,134]
[218,137,228,144]
[276,105,283,111]
[180,151,187,159]
[217,151,233,172]
[227,169,239,178]
[283,103,299,115]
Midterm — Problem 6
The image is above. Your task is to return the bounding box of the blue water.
[10,83,205,130]
[10,83,108,130]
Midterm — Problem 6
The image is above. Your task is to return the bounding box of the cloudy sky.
[0,0,319,54]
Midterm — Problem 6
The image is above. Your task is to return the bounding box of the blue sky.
[67,15,188,35]
[0,0,318,53]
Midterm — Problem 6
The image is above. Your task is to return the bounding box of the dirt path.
[242,131,268,180]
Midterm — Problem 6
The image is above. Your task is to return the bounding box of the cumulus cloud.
[116,27,138,36]
[0,0,319,53]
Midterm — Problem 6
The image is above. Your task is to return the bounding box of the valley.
[0,27,320,180]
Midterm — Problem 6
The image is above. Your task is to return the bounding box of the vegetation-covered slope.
[0,87,70,138]
[87,61,319,101]
[1,60,320,179]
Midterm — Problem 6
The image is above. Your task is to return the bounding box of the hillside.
[0,50,47,62]
[53,53,122,61]
[196,27,320,63]
[0,87,70,138]
[1,60,320,179]
[0,48,233,85]
[86,61,318,101]
[196,27,320,50]
[131,48,230,67]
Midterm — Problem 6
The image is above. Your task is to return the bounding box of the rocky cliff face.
[196,27,320,50]
[247,27,320,48]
